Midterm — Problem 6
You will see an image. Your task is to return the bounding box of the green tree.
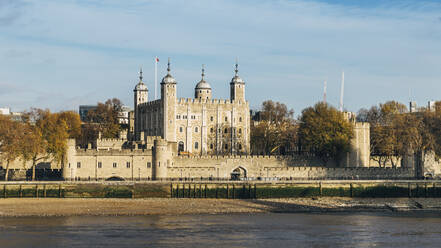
[298,102,353,164]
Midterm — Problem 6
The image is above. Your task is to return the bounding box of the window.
[179,127,183,133]
[224,128,228,133]
[68,163,71,168]
[98,162,102,168]
[210,116,213,121]
[238,128,242,134]
[224,144,228,150]
[113,162,117,168]
[126,162,131,168]
[210,127,213,133]
[225,117,228,122]
[176,115,181,119]
[239,117,242,122]
[195,142,199,149]
[191,115,196,119]
[210,144,213,149]
[77,162,81,168]
[195,127,198,132]
[183,115,187,119]
[199,90,202,93]
[238,144,242,150]
[147,162,151,168]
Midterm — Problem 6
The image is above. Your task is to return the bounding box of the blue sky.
[0,0,441,115]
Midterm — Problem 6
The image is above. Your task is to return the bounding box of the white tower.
[134,68,148,138]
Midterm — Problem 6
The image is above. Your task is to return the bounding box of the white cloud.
[0,0,440,113]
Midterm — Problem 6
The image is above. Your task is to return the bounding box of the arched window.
[238,128,242,134]
[239,117,242,122]
[225,117,228,122]
[238,144,242,150]
[178,142,184,153]
[224,144,228,150]
[195,142,199,149]
[179,127,183,133]
[195,127,198,132]
[210,116,214,121]
[224,128,228,133]
[210,144,213,149]
[210,127,214,133]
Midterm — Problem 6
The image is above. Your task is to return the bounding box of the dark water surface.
[1,212,441,248]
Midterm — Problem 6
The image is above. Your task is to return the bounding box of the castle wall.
[65,149,154,180]
[170,155,414,180]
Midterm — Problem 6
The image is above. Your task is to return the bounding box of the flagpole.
[154,57,158,100]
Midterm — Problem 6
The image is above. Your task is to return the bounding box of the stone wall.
[170,155,414,180]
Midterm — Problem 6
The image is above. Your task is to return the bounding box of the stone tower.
[134,68,148,139]
[152,139,169,179]
[230,62,245,102]
[195,65,212,100]
[161,58,177,142]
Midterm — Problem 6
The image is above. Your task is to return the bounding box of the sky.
[0,0,441,116]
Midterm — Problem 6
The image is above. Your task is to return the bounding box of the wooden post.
[193,184,196,198]
[204,184,207,198]
[248,185,251,199]
[226,184,229,199]
[182,184,185,198]
[19,185,22,198]
[170,184,173,198]
[58,184,62,198]
[254,184,257,199]
[188,184,191,198]
[3,185,6,198]
[319,182,322,196]
[232,185,235,199]
[176,184,180,198]
[199,184,202,198]
[35,185,38,198]
[43,185,46,198]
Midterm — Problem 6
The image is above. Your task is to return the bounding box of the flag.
[155,57,159,62]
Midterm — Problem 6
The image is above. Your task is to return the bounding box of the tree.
[0,115,23,181]
[83,98,123,141]
[298,102,353,164]
[20,109,78,180]
[250,100,297,155]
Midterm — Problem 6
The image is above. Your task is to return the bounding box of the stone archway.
[231,166,247,180]
[105,176,125,181]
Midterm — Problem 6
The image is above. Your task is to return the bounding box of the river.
[0,213,441,247]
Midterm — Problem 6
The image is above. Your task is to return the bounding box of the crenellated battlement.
[177,98,248,106]
[138,99,162,108]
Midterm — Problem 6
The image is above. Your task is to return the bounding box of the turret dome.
[195,80,211,89]
[194,64,212,100]
[134,68,148,91]
[161,58,177,84]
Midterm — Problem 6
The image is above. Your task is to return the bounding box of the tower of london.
[133,59,250,156]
